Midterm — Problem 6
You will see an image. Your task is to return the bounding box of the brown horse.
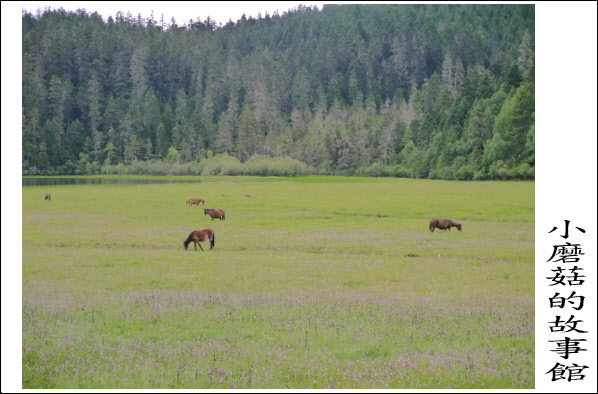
[429,218,462,232]
[183,228,215,251]
[44,193,51,200]
[186,198,205,206]
[204,208,225,220]
[244,194,254,197]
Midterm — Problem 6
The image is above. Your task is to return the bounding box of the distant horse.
[183,228,215,251]
[204,208,225,221]
[44,193,51,201]
[186,198,205,206]
[244,194,254,197]
[429,218,462,232]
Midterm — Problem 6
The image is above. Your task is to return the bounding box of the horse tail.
[211,232,215,249]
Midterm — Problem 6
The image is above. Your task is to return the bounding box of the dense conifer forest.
[22,4,534,179]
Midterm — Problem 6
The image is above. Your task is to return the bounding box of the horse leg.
[198,242,204,251]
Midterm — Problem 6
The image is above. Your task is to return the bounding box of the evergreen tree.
[21,5,534,179]
[493,82,535,162]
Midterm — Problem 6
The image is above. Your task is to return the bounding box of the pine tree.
[21,6,534,178]
[155,122,170,158]
[466,102,493,151]
[493,82,534,162]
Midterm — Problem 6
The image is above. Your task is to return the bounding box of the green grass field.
[22,176,535,389]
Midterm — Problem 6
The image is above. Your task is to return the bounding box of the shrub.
[359,162,386,177]
[516,163,532,180]
[388,164,412,178]
[456,165,474,181]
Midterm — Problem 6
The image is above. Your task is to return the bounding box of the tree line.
[22,4,535,179]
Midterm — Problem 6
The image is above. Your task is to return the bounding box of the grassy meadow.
[22,176,535,389]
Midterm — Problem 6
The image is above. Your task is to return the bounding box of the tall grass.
[22,176,534,388]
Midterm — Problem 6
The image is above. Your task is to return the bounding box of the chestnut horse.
[183,228,215,251]
[45,193,51,200]
[186,198,205,206]
[429,218,462,232]
[204,208,225,220]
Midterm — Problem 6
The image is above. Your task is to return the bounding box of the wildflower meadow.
[22,176,534,389]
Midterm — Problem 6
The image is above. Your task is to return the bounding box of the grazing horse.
[44,193,51,201]
[186,198,205,206]
[183,228,215,251]
[429,218,462,232]
[204,208,225,221]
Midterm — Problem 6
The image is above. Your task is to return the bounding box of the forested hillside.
[22,4,535,179]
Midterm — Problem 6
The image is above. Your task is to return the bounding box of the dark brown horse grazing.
[429,218,462,232]
[45,193,51,200]
[186,198,205,206]
[183,229,215,251]
[204,208,225,221]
